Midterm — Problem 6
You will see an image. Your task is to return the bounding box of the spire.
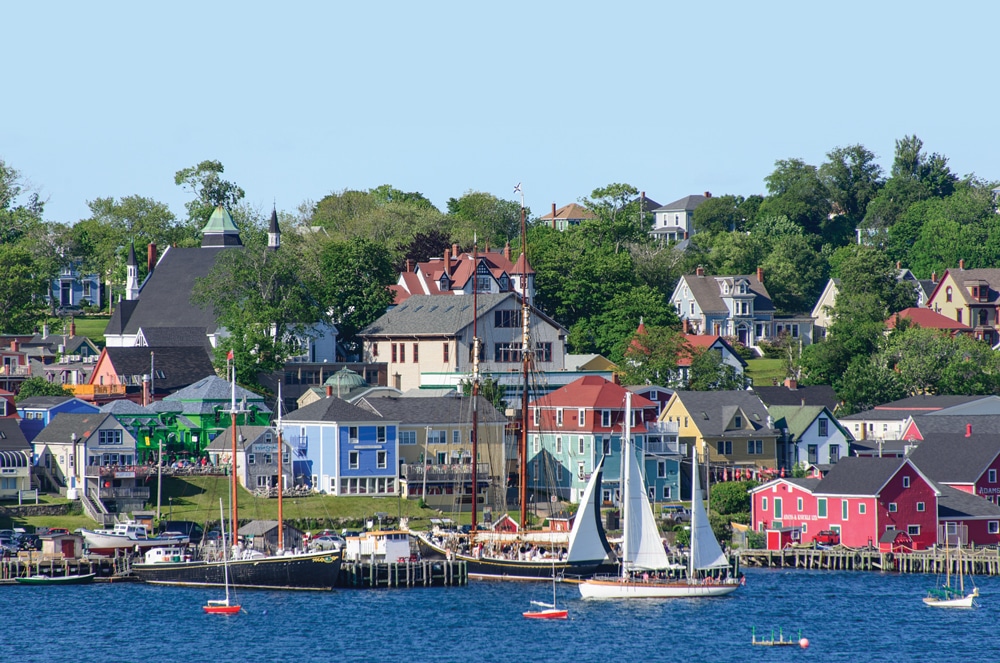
[125,241,140,301]
[200,206,243,248]
[268,205,280,251]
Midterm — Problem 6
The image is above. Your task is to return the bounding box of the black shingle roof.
[753,385,839,411]
[937,483,1000,519]
[671,390,777,438]
[359,293,566,337]
[815,457,914,496]
[840,395,988,421]
[103,346,215,393]
[0,419,29,451]
[32,413,115,444]
[354,394,506,425]
[682,272,774,315]
[908,415,1000,437]
[906,433,1000,484]
[283,396,387,423]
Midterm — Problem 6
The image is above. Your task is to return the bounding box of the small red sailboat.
[204,498,241,615]
[523,560,568,620]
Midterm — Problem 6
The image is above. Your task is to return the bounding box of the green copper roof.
[201,206,240,235]
[324,367,368,390]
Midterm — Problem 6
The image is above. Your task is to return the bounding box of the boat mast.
[621,392,632,579]
[229,355,239,549]
[689,446,697,582]
[276,381,284,552]
[517,184,529,529]
[471,235,479,537]
[219,498,231,604]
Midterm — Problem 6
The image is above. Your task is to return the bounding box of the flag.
[226,349,234,361]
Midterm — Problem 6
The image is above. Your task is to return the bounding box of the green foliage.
[759,158,831,238]
[595,285,678,363]
[819,144,884,239]
[309,186,446,249]
[0,244,45,333]
[709,480,758,515]
[460,377,507,413]
[692,194,756,234]
[580,183,649,252]
[0,159,45,244]
[447,191,523,247]
[687,349,747,391]
[174,160,245,231]
[16,377,73,401]
[618,324,686,386]
[834,354,906,415]
[880,327,1000,397]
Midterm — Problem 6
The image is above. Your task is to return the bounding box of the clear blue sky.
[5,1,999,224]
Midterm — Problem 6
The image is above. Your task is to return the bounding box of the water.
[4,569,1000,662]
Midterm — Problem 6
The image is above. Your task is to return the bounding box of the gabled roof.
[354,394,506,425]
[676,334,748,368]
[924,396,1000,417]
[652,194,708,212]
[27,334,99,355]
[907,415,1000,438]
[681,272,774,314]
[936,483,1000,519]
[530,375,657,411]
[137,327,211,349]
[106,300,139,336]
[32,413,119,444]
[930,267,1000,306]
[885,308,971,331]
[97,347,216,393]
[815,457,932,497]
[539,203,597,221]
[668,390,776,438]
[768,405,839,439]
[750,476,821,494]
[283,396,386,423]
[907,433,1000,485]
[205,425,278,452]
[164,376,268,406]
[839,395,989,421]
[100,399,156,415]
[16,396,77,409]
[0,419,29,451]
[360,292,564,338]
[753,384,839,411]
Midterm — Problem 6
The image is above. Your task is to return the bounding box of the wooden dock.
[739,546,1000,575]
[1,556,132,584]
[338,559,467,588]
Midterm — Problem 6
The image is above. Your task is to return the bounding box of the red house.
[907,433,1000,501]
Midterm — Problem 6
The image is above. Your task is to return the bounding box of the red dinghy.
[204,498,241,615]
[203,600,241,615]
[523,606,568,620]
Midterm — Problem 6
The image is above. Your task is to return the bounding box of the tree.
[15,377,72,401]
[834,355,906,415]
[618,324,687,386]
[761,233,827,314]
[880,327,1000,396]
[580,183,648,252]
[687,349,746,391]
[174,160,245,231]
[0,244,45,333]
[0,159,45,244]
[864,135,958,229]
[592,285,678,363]
[819,144,884,243]
[759,158,831,238]
[692,194,750,235]
[447,191,523,247]
[309,186,447,249]
[709,480,758,515]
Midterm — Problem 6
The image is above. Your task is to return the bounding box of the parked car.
[310,535,345,552]
[814,530,840,546]
[158,521,204,544]
[15,534,41,551]
[661,505,691,523]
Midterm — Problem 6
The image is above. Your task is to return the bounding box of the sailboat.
[923,542,979,608]
[203,498,241,615]
[579,393,740,599]
[523,559,568,619]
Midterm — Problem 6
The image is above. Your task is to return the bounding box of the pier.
[0,555,134,584]
[738,546,1000,575]
[338,559,467,588]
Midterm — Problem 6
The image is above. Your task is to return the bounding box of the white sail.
[621,394,670,572]
[567,456,611,563]
[689,448,729,571]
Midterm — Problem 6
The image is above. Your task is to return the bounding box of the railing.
[0,365,31,376]
[99,486,150,499]
[400,463,492,482]
[645,440,682,454]
[85,465,155,478]
[70,384,127,397]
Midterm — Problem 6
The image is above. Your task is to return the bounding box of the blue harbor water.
[4,569,1000,662]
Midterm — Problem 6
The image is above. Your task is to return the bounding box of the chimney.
[406,259,414,272]
[443,248,450,273]
[756,267,764,283]
[10,339,19,352]
[931,271,937,284]
[682,319,690,334]
[452,243,459,259]
[696,266,705,277]
[142,374,150,407]
[784,377,798,390]
[70,321,76,338]
[42,323,49,338]
[326,385,333,398]
[148,243,157,275]
[959,259,965,270]
[896,261,901,270]
[551,203,557,229]
[503,242,510,261]
[704,191,712,198]
[966,423,972,437]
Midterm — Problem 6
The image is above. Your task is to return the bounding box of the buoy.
[799,638,809,649]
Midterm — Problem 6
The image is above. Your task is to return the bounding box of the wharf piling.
[338,559,467,588]
[0,555,134,584]
[738,547,1000,576]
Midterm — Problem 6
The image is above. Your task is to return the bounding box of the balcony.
[70,384,127,399]
[401,462,492,483]
[99,486,150,500]
[85,465,155,479]
[0,365,31,376]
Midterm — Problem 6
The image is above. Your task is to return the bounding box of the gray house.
[206,425,293,492]
[670,267,775,349]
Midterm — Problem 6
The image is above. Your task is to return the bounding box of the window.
[452,430,460,445]
[946,286,953,302]
[262,453,271,464]
[577,437,585,455]
[774,498,783,519]
[762,497,768,511]
[377,427,386,443]
[818,418,829,437]
[400,431,416,445]
[888,502,897,512]
[603,438,611,455]
[818,498,827,518]
[829,445,840,464]
[747,440,763,455]
[577,462,585,479]
[98,430,123,446]
[989,521,999,535]
[377,451,387,469]
[412,343,418,362]
[990,469,997,483]
[248,454,256,465]
[797,497,803,511]
[907,525,920,536]
[533,408,539,426]
[427,429,446,444]
[494,343,520,363]
[556,408,564,426]
[808,445,818,464]
[859,503,866,515]
[957,309,963,324]
[349,451,359,469]
[371,343,378,358]
[282,452,289,464]
[533,436,540,453]
[601,410,611,427]
[399,344,405,362]
[902,476,910,488]
[556,463,562,482]
[578,408,585,427]
[689,302,695,315]
[734,415,742,428]
[555,437,563,454]
[391,343,397,363]
[257,476,269,488]
[349,427,359,443]
[916,502,925,512]
[443,343,449,363]
[657,461,666,478]
[716,440,732,455]
[536,342,552,363]
[841,500,848,520]
[494,310,519,327]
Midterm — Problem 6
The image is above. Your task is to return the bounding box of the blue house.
[49,262,102,310]
[281,396,399,496]
[17,396,100,443]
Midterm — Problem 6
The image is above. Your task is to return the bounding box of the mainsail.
[566,456,612,564]
[621,393,670,572]
[689,448,729,571]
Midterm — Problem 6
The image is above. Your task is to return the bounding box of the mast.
[276,381,284,552]
[621,392,632,578]
[517,184,529,529]
[219,498,231,604]
[228,353,239,549]
[689,445,698,583]
[471,236,479,536]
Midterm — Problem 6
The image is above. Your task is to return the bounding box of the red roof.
[530,375,656,410]
[397,247,530,296]
[539,203,597,221]
[886,307,971,331]
[676,334,724,367]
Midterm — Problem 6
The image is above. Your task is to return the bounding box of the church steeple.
[267,206,280,251]
[200,206,243,248]
[125,241,140,301]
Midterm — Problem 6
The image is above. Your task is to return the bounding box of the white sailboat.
[579,393,740,599]
[203,498,241,615]
[923,543,979,608]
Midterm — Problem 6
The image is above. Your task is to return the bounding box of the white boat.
[80,521,189,555]
[204,498,241,614]
[579,394,740,599]
[923,544,979,608]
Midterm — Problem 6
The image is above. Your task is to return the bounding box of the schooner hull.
[133,551,342,591]
[579,577,740,599]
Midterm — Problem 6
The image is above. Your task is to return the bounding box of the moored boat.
[16,573,96,585]
[80,520,188,556]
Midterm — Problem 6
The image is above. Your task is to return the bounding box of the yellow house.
[926,263,1000,345]
[658,390,779,470]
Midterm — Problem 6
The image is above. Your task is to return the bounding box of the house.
[49,261,102,310]
[811,268,933,341]
[32,412,148,514]
[0,389,17,419]
[900,414,1000,443]
[649,193,709,243]
[625,385,674,417]
[0,339,32,392]
[258,362,388,413]
[676,333,747,386]
[926,263,1000,344]
[670,267,775,349]
[751,457,939,550]
[885,307,972,334]
[358,292,569,395]
[539,202,597,231]
[768,405,851,469]
[280,395,399,496]
[0,419,32,498]
[83,346,216,403]
[659,390,779,471]
[564,354,617,372]
[935,483,1000,546]
[17,396,100,442]
[352,393,507,511]
[238,520,305,554]
[753,379,839,412]
[392,242,533,304]
[906,433,1000,503]
[528,375,681,506]
[27,324,101,359]
[206,425,293,492]
[837,395,993,442]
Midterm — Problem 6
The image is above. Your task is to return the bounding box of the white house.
[769,405,851,469]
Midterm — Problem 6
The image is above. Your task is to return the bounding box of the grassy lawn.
[746,358,787,387]
[67,316,110,346]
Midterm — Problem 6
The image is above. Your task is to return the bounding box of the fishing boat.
[523,558,568,619]
[80,520,188,556]
[15,573,96,585]
[204,498,240,614]
[924,542,979,608]
[133,376,342,591]
[579,394,740,599]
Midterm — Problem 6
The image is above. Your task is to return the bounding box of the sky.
[5,1,1000,225]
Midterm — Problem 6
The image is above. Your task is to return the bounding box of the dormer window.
[738,281,748,294]
[439,275,450,290]
[734,415,742,428]
[499,275,510,291]
[722,282,730,295]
